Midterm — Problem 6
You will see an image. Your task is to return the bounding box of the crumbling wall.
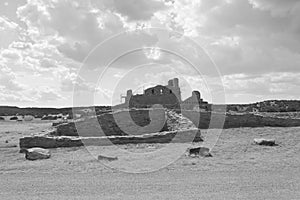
[122,78,182,109]
[181,91,210,111]
[182,111,300,129]
[20,109,203,149]
[54,109,169,137]
[129,93,180,109]
[20,129,203,149]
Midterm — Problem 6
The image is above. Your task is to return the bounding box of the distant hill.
[226,100,300,113]
[1,100,299,117]
[0,106,71,117]
[0,106,111,118]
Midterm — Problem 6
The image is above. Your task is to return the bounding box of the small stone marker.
[254,138,277,146]
[24,148,51,160]
[188,147,212,157]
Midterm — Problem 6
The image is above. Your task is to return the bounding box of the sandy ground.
[0,120,300,199]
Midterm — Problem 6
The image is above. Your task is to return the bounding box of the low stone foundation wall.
[182,111,300,129]
[19,129,203,149]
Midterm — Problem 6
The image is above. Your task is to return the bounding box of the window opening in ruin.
[152,89,154,94]
[160,89,163,94]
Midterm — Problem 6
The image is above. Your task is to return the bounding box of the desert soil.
[0,120,299,199]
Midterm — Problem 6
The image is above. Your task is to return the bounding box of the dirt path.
[0,169,299,200]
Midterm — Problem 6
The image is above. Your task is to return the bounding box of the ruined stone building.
[118,78,210,111]
[181,91,209,111]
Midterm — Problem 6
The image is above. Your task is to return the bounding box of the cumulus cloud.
[101,0,167,21]
[0,65,24,91]
[17,0,126,64]
[0,0,299,106]
[249,0,300,17]
[0,17,21,48]
[186,0,300,77]
[0,91,33,103]
[223,72,300,99]
[36,89,63,102]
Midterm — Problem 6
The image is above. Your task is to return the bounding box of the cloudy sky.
[0,0,299,107]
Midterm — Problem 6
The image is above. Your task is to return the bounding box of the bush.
[10,116,18,120]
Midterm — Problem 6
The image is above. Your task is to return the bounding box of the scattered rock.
[23,148,51,160]
[254,138,277,146]
[188,147,212,157]
[5,140,8,143]
[98,155,118,161]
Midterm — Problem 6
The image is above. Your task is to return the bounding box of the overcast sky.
[0,0,299,107]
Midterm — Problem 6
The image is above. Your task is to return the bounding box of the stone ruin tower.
[167,78,182,102]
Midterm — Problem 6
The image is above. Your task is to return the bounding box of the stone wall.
[20,109,202,149]
[129,93,180,109]
[54,109,169,137]
[182,111,300,129]
[19,129,203,149]
[53,109,300,137]
[121,78,182,109]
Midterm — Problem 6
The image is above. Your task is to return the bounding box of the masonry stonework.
[119,78,210,110]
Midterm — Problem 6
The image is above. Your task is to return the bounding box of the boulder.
[254,138,277,146]
[188,147,212,157]
[24,148,51,160]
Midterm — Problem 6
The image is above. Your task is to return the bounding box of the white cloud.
[249,0,300,17]
[56,69,95,92]
[0,0,299,106]
[0,65,24,91]
[223,72,300,102]
[36,88,63,102]
[101,0,167,21]
[0,17,21,48]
